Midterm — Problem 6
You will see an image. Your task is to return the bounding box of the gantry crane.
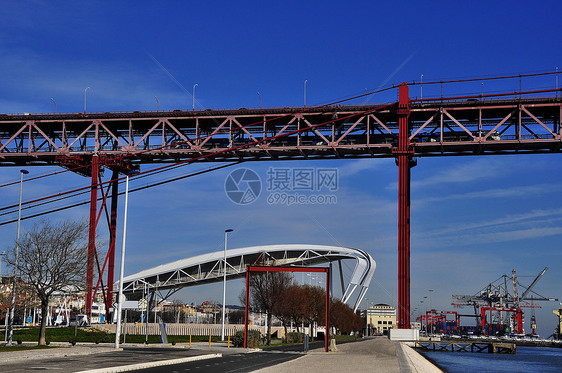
[452,267,557,333]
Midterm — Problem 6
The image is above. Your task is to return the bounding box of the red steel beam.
[395,83,412,329]
[243,265,330,352]
[106,169,119,321]
[244,270,250,349]
[85,155,99,318]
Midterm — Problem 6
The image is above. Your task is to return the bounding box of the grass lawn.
[8,326,240,344]
[0,345,57,352]
[6,327,361,346]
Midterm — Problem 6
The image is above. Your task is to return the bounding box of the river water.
[419,346,562,372]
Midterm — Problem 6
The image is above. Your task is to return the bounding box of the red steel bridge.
[1,73,561,328]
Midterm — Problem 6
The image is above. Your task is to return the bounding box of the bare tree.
[249,271,292,345]
[6,219,89,345]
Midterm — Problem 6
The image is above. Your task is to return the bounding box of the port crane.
[451,267,558,333]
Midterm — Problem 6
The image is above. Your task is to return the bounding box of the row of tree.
[247,271,364,345]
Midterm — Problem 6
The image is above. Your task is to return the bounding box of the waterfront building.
[363,303,397,335]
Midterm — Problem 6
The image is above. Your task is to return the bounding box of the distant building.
[363,304,397,335]
[410,321,422,330]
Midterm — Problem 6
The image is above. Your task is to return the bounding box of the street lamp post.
[423,296,427,334]
[0,251,6,280]
[420,74,423,101]
[84,87,90,114]
[304,80,308,107]
[1,251,6,342]
[7,169,29,345]
[192,84,198,113]
[257,92,262,108]
[115,170,139,349]
[221,229,233,342]
[429,289,434,335]
[154,96,159,112]
[50,98,57,113]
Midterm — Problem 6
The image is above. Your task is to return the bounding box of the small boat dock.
[415,341,516,354]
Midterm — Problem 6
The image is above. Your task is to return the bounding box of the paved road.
[0,346,217,373]
[0,338,441,373]
[133,351,302,373]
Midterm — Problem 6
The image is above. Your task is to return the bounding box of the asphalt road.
[0,347,216,373]
[133,351,303,373]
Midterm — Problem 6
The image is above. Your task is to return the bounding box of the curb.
[76,353,222,373]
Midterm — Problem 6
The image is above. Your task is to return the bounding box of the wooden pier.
[415,341,516,354]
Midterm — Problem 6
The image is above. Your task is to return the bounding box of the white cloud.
[414,158,508,188]
[421,208,562,237]
[337,158,390,178]
[415,183,562,205]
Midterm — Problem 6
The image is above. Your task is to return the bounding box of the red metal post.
[106,170,119,321]
[244,265,330,352]
[85,155,99,319]
[396,83,412,329]
[325,266,330,352]
[244,269,250,349]
[515,309,523,334]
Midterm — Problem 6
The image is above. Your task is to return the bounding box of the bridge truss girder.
[0,97,560,167]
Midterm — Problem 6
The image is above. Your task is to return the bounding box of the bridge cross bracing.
[1,73,561,326]
[0,96,559,165]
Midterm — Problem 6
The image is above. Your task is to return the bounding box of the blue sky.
[1,1,561,336]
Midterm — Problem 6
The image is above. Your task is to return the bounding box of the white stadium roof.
[118,244,375,311]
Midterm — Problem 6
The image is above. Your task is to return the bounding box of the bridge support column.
[106,169,119,321]
[86,155,99,319]
[394,83,413,329]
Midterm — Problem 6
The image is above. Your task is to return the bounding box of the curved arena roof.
[119,244,375,311]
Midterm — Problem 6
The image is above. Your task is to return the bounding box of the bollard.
[329,338,338,352]
[228,335,230,348]
[189,334,191,347]
[209,334,211,347]
[304,334,309,352]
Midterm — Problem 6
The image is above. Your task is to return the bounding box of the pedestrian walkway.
[253,337,442,373]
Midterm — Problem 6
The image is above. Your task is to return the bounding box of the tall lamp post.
[0,251,6,280]
[304,80,308,107]
[154,96,159,112]
[429,289,434,335]
[420,74,423,101]
[7,169,29,345]
[221,229,233,341]
[84,87,90,114]
[1,251,6,342]
[50,98,57,113]
[192,84,198,113]
[115,170,139,349]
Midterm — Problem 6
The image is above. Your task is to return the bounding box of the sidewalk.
[253,337,442,373]
[0,342,116,364]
